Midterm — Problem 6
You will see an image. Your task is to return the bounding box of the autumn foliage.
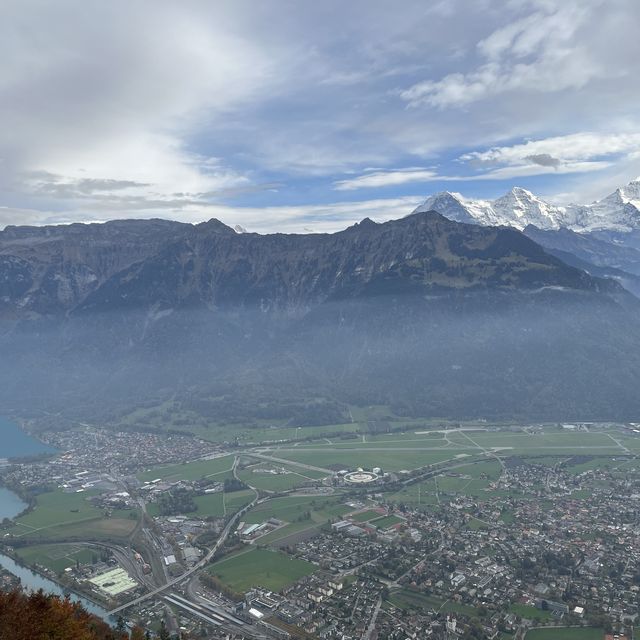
[0,589,145,640]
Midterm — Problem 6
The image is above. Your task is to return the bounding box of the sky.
[1,0,639,233]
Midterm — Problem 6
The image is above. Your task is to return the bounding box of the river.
[0,421,111,620]
[0,551,113,621]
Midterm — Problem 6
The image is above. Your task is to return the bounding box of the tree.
[158,620,171,640]
[0,588,139,640]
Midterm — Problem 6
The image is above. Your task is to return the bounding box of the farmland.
[236,465,326,492]
[146,488,254,519]
[10,490,102,532]
[14,544,96,574]
[265,448,469,472]
[208,548,316,593]
[137,454,235,483]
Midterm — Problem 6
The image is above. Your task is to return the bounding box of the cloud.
[400,2,604,108]
[523,154,561,168]
[0,196,425,235]
[461,132,640,168]
[469,161,612,180]
[0,206,55,228]
[334,143,617,190]
[334,168,439,190]
[1,0,640,226]
[0,2,276,213]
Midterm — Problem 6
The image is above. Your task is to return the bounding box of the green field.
[8,490,103,536]
[508,603,554,622]
[467,516,491,530]
[3,488,138,542]
[138,455,235,482]
[11,516,137,542]
[270,448,469,472]
[388,587,477,616]
[191,493,226,517]
[208,548,316,592]
[237,467,319,492]
[371,514,405,529]
[351,509,384,522]
[15,544,96,574]
[243,495,348,525]
[147,489,254,518]
[241,495,351,545]
[224,490,255,512]
[524,628,603,640]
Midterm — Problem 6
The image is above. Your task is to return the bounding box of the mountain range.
[3,207,640,424]
[416,178,640,233]
[416,179,640,296]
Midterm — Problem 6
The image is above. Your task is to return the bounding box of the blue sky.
[1,0,639,232]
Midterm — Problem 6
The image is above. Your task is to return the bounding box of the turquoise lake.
[0,416,54,459]
[0,416,54,519]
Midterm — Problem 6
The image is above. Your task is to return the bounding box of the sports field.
[371,514,404,529]
[208,548,315,593]
[351,509,384,522]
[15,543,96,574]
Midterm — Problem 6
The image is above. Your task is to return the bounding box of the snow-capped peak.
[414,179,640,233]
[617,178,640,204]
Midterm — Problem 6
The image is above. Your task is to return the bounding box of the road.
[108,475,259,615]
[363,597,382,640]
[391,527,446,586]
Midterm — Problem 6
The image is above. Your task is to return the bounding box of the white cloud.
[25,134,250,205]
[334,168,439,190]
[1,0,640,227]
[0,1,278,208]
[461,132,640,169]
[0,196,425,235]
[468,161,612,180]
[333,157,612,191]
[400,2,603,108]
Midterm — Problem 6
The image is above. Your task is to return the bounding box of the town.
[2,418,640,640]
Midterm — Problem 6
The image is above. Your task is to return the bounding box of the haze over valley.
[2,2,640,639]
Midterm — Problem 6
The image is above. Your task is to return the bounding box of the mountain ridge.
[2,208,640,422]
[415,178,640,233]
[0,210,624,319]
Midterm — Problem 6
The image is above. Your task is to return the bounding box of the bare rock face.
[0,211,614,318]
[1,211,639,421]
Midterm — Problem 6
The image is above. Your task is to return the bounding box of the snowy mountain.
[415,178,640,233]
